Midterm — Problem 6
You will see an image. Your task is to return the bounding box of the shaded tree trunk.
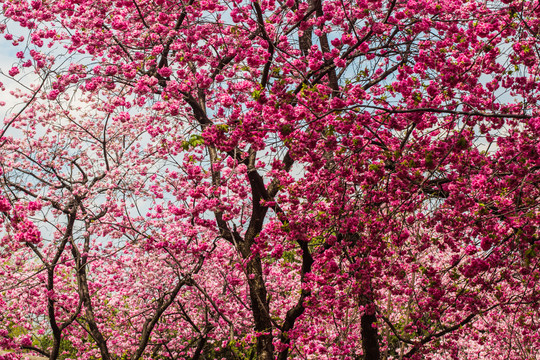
[246,255,274,360]
[361,301,381,360]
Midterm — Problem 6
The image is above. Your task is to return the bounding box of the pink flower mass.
[0,0,540,359]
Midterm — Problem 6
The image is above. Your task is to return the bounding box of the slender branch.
[20,345,51,358]
[359,105,532,119]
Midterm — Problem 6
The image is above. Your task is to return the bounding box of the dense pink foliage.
[0,0,540,359]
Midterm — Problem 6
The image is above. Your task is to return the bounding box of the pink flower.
[85,80,97,91]
[157,67,172,78]
[105,65,118,76]
[47,89,59,100]
[0,197,11,212]
[334,57,346,68]
[13,219,41,244]
[113,111,131,123]
[8,66,19,76]
[19,336,32,347]
[152,45,164,56]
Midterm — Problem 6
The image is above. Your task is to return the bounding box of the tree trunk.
[246,255,274,360]
[361,302,381,360]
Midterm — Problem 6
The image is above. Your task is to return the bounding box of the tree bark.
[361,302,381,360]
[246,255,274,360]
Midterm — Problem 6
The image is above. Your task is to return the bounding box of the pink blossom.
[8,66,19,76]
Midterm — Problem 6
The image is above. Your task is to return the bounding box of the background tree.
[1,0,540,359]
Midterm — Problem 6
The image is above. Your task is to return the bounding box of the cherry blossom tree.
[1,0,540,359]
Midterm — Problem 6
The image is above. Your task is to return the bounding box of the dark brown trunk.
[49,337,60,360]
[47,269,61,360]
[246,255,274,360]
[71,240,112,360]
[361,303,381,360]
[240,151,275,360]
[277,238,314,360]
[77,267,113,360]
